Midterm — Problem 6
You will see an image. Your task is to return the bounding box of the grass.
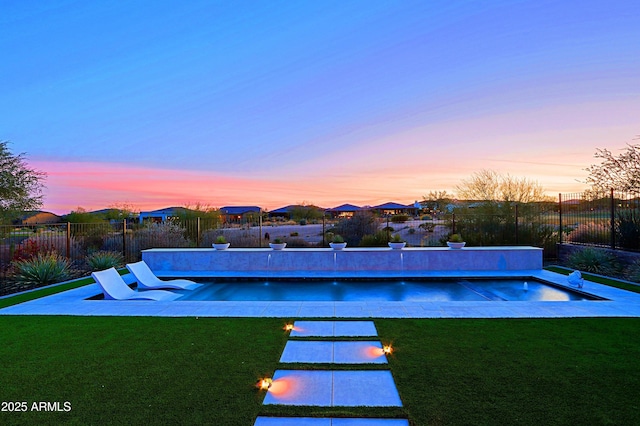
[1,316,639,425]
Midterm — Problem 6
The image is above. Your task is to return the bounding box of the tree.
[290,203,324,223]
[585,142,640,194]
[0,141,46,223]
[422,190,452,215]
[64,207,104,223]
[456,169,548,203]
[451,170,556,249]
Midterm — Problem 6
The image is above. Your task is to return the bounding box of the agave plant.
[86,250,125,270]
[565,248,621,276]
[626,259,640,283]
[12,252,72,286]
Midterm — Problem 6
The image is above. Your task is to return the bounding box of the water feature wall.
[142,247,543,278]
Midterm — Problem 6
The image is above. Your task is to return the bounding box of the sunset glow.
[3,1,639,214]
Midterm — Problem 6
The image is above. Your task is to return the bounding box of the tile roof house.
[220,206,262,223]
[326,204,361,218]
[370,202,417,216]
[138,207,191,223]
[15,211,62,225]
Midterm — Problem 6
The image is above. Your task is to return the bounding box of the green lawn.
[1,316,639,425]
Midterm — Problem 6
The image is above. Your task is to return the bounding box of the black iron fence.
[2,191,637,294]
[558,190,640,251]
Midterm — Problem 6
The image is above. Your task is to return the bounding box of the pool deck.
[2,269,640,318]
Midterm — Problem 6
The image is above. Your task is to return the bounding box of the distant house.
[268,205,297,219]
[326,204,361,219]
[370,202,417,216]
[138,207,191,223]
[220,206,262,223]
[15,211,62,225]
[89,208,138,223]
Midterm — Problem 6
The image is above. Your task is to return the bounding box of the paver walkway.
[290,320,379,337]
[255,418,409,425]
[256,320,408,425]
[280,341,388,364]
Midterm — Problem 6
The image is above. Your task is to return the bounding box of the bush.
[134,222,191,249]
[12,252,72,286]
[615,210,640,250]
[86,251,124,270]
[390,214,409,223]
[565,248,622,276]
[290,232,299,237]
[284,238,310,248]
[566,222,610,245]
[627,260,640,283]
[418,222,435,232]
[331,211,380,246]
[626,260,640,283]
[359,231,389,247]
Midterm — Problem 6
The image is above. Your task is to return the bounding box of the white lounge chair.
[91,267,181,301]
[126,261,202,291]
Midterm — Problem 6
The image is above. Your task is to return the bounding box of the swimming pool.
[175,278,601,302]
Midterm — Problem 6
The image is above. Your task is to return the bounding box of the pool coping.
[1,270,640,318]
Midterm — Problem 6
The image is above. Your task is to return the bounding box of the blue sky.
[2,0,639,213]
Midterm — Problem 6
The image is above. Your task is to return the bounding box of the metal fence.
[559,190,640,251]
[2,191,637,294]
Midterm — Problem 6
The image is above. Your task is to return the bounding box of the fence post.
[122,219,127,260]
[610,188,616,249]
[259,209,263,248]
[514,203,519,245]
[66,222,71,259]
[558,193,563,245]
[196,217,201,247]
[452,213,456,235]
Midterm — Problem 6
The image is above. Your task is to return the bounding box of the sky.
[1,0,639,215]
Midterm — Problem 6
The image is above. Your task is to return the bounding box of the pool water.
[175,278,598,302]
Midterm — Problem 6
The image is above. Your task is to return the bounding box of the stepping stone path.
[255,321,409,426]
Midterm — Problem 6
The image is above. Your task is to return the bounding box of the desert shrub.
[12,239,53,261]
[86,250,124,270]
[565,247,622,276]
[408,228,416,234]
[224,230,260,247]
[615,209,640,250]
[565,222,610,245]
[290,232,299,237]
[419,222,435,232]
[12,252,72,286]
[284,238,310,248]
[390,214,409,223]
[12,235,83,261]
[200,229,226,247]
[299,219,307,226]
[331,211,380,246]
[626,259,640,283]
[381,226,395,233]
[133,222,191,249]
[72,223,113,251]
[359,231,389,247]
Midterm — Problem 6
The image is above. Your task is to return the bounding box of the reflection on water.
[177,279,596,302]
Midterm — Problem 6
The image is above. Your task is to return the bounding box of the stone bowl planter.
[212,243,231,250]
[388,242,406,250]
[269,242,287,250]
[447,242,466,249]
[330,242,347,250]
